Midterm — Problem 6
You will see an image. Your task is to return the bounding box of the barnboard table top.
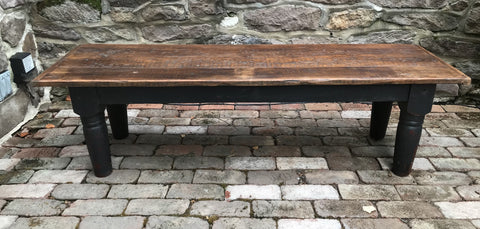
[32,44,471,87]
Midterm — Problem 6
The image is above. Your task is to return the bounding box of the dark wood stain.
[32,44,471,87]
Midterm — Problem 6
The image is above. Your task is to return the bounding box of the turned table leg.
[70,87,113,177]
[107,104,129,139]
[370,101,393,140]
[392,85,435,176]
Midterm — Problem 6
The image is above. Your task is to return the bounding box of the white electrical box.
[0,71,13,101]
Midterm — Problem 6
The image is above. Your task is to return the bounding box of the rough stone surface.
[62,199,128,216]
[86,170,140,184]
[11,217,79,229]
[0,0,24,9]
[1,12,26,47]
[125,199,190,215]
[225,157,276,170]
[369,0,447,8]
[456,185,480,200]
[278,219,342,229]
[383,12,459,32]
[247,170,300,185]
[305,170,359,184]
[167,184,224,199]
[146,216,209,229]
[281,185,339,200]
[377,201,443,218]
[326,8,378,30]
[189,0,223,17]
[137,170,194,183]
[108,184,168,198]
[244,5,322,32]
[348,30,415,44]
[29,170,88,183]
[465,4,480,34]
[453,61,480,80]
[51,184,109,199]
[120,156,172,170]
[253,200,315,218]
[342,218,409,229]
[79,216,144,229]
[33,22,81,41]
[277,157,328,170]
[420,36,480,58]
[227,0,278,4]
[173,156,223,169]
[0,184,55,198]
[339,184,401,200]
[193,170,246,184]
[435,202,480,219]
[2,199,66,216]
[226,185,281,200]
[315,200,378,217]
[41,0,100,23]
[413,171,472,185]
[83,26,136,42]
[409,219,477,229]
[141,5,188,21]
[190,200,250,217]
[142,24,214,42]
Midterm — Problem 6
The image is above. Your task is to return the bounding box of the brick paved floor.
[0,101,479,229]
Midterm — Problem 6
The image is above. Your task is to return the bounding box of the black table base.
[69,84,436,177]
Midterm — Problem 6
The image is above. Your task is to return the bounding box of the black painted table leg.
[107,104,129,139]
[80,112,113,177]
[370,101,393,140]
[70,87,113,177]
[392,84,435,176]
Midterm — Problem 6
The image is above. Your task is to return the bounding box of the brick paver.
[1,102,479,227]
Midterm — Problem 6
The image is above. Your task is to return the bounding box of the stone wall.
[0,0,41,137]
[30,0,480,103]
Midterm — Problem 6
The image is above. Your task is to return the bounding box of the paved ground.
[0,101,479,229]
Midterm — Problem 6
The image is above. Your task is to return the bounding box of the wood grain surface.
[32,44,471,87]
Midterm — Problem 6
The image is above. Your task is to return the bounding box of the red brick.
[12,147,60,158]
[164,104,199,110]
[340,103,372,111]
[127,104,164,109]
[305,103,341,111]
[270,103,305,110]
[155,145,203,156]
[200,104,234,110]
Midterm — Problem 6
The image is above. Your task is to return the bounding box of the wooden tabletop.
[32,44,471,87]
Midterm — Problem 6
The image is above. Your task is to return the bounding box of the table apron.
[87,85,413,104]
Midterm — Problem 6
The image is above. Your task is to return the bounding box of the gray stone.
[141,5,188,21]
[183,135,228,145]
[277,135,323,146]
[226,157,276,170]
[208,126,250,135]
[420,36,480,58]
[120,156,172,170]
[383,12,459,32]
[457,185,480,200]
[228,0,277,4]
[110,7,137,23]
[436,201,480,219]
[369,0,447,8]
[213,218,276,229]
[136,134,181,144]
[37,42,77,68]
[339,184,401,200]
[305,170,359,184]
[190,200,250,217]
[126,199,190,215]
[138,170,193,183]
[193,170,246,184]
[397,185,461,201]
[0,46,8,72]
[10,217,79,229]
[326,8,378,30]
[410,219,477,229]
[348,30,415,44]
[1,12,26,47]
[108,0,148,7]
[166,184,224,199]
[52,184,109,199]
[33,22,81,41]
[430,158,480,171]
[453,61,480,80]
[108,184,168,198]
[146,216,209,229]
[22,32,37,58]
[29,170,88,183]
[247,170,300,185]
[38,135,84,147]
[290,36,343,44]
[84,26,136,42]
[341,219,409,229]
[230,136,275,146]
[79,216,144,229]
[465,4,480,34]
[253,200,315,218]
[378,201,443,218]
[41,0,100,23]
[203,145,251,157]
[244,5,322,32]
[358,170,415,184]
[0,0,24,9]
[63,199,128,216]
[2,199,66,216]
[315,200,377,217]
[252,127,294,136]
[413,171,472,185]
[189,0,223,17]
[302,146,350,157]
[0,170,34,184]
[327,156,380,171]
[86,170,140,184]
[253,146,301,157]
[307,0,361,4]
[173,156,223,169]
[142,24,214,42]
[110,144,155,156]
[16,158,71,170]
